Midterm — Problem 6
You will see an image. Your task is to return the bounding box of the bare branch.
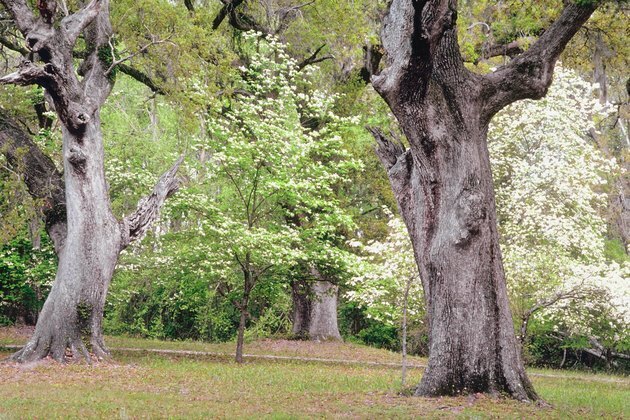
[212,0,245,30]
[367,126,406,171]
[480,2,599,121]
[473,40,526,64]
[359,43,383,84]
[105,34,174,76]
[121,155,184,248]
[0,60,49,86]
[367,126,415,228]
[117,63,166,95]
[0,0,36,34]
[297,45,333,71]
[0,34,29,55]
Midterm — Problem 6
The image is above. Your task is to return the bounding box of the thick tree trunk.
[291,268,342,341]
[13,119,121,362]
[370,0,597,401]
[0,0,183,363]
[308,279,341,342]
[291,279,311,338]
[375,96,536,399]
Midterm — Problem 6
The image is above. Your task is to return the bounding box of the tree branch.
[0,60,49,86]
[297,45,333,71]
[367,126,415,226]
[117,63,166,95]
[121,155,184,248]
[0,109,66,253]
[0,0,36,34]
[480,2,599,121]
[473,40,526,64]
[60,0,102,46]
[212,0,246,31]
[0,34,29,55]
[105,33,174,76]
[359,43,383,84]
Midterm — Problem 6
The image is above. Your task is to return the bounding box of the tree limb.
[117,63,166,95]
[121,155,184,248]
[0,109,66,253]
[367,126,415,227]
[297,45,333,71]
[105,33,173,76]
[0,0,36,34]
[0,60,49,86]
[474,40,525,64]
[60,0,102,46]
[212,0,246,31]
[480,2,599,121]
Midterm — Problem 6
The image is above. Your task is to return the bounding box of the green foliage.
[0,235,56,325]
[356,322,399,351]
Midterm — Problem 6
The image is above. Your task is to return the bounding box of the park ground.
[0,327,628,418]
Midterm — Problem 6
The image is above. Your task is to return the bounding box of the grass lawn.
[0,328,628,418]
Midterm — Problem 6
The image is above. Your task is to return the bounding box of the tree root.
[10,332,111,364]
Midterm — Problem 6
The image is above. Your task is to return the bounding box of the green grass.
[0,329,628,418]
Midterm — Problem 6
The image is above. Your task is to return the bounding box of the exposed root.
[9,331,111,364]
[90,334,111,361]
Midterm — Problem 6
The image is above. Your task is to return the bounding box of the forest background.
[0,0,628,372]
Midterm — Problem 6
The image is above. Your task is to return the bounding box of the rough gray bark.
[290,268,342,342]
[0,0,182,363]
[371,0,598,401]
[307,267,341,342]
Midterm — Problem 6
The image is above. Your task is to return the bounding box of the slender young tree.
[0,0,182,362]
[370,0,601,400]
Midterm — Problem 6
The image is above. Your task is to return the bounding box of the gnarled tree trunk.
[1,0,182,363]
[370,0,598,401]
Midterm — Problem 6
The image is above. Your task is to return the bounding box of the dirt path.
[2,343,628,385]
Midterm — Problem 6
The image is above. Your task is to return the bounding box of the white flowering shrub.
[489,65,629,361]
[347,208,423,326]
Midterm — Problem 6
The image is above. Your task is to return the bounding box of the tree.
[196,33,358,360]
[488,65,627,352]
[369,0,601,400]
[0,0,182,362]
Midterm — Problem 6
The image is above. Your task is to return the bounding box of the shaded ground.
[1,327,628,418]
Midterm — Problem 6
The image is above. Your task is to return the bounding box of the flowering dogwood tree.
[489,66,629,363]
[348,207,424,385]
[195,33,360,361]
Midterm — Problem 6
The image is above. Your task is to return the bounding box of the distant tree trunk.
[308,275,341,342]
[0,0,182,363]
[370,0,598,400]
[592,32,611,105]
[291,279,311,338]
[290,266,341,342]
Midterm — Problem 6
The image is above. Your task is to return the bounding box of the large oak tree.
[370,0,600,400]
[0,0,182,362]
